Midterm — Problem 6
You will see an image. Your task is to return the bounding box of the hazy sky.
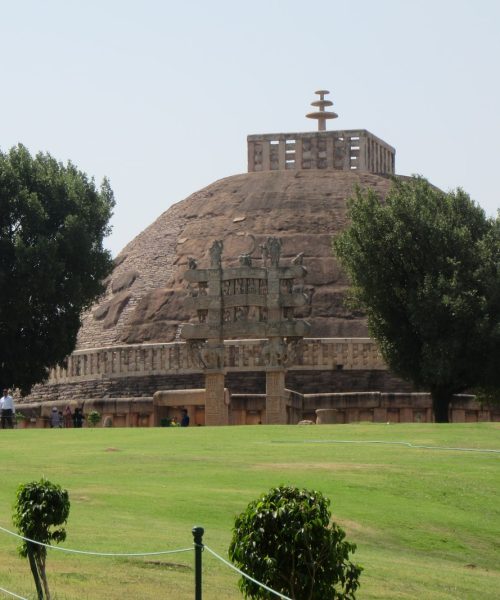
[2,0,499,256]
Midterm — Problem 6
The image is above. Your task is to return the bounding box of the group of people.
[168,409,190,427]
[1,388,15,429]
[50,406,84,428]
[1,388,86,429]
[2,388,190,429]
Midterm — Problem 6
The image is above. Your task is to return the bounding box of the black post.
[192,526,204,600]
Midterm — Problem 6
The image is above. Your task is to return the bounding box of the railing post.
[192,526,204,600]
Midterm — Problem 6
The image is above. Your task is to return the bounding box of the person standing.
[180,408,190,427]
[1,388,15,429]
[73,407,84,428]
[50,407,61,428]
[63,405,73,428]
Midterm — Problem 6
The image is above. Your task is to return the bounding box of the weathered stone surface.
[120,288,191,343]
[93,291,132,328]
[76,170,395,350]
[111,270,139,294]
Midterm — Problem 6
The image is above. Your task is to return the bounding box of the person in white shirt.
[1,388,15,429]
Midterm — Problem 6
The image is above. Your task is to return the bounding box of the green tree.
[228,485,362,600]
[0,144,115,393]
[334,176,500,422]
[13,478,70,600]
[87,409,101,427]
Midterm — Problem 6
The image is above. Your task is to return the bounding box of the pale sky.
[2,0,499,256]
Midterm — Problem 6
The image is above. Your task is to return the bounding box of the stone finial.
[266,237,282,267]
[209,240,223,268]
[306,90,338,131]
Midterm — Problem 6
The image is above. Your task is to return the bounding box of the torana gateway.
[21,92,498,426]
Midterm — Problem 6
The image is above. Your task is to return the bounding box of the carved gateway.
[181,238,311,423]
[181,238,310,363]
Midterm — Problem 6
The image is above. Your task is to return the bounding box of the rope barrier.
[204,545,292,600]
[0,585,28,600]
[1,527,291,599]
[0,525,192,557]
[271,439,500,454]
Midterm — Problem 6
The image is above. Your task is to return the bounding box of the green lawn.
[0,423,499,599]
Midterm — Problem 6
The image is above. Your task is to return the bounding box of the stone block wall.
[15,390,500,428]
[285,369,413,394]
[301,392,500,423]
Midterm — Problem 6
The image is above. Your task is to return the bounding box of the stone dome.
[77,169,395,351]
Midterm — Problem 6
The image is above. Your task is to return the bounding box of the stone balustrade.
[48,338,386,384]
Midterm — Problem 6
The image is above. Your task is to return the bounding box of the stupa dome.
[77,168,395,351]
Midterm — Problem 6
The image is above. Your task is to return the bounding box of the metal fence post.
[192,526,204,600]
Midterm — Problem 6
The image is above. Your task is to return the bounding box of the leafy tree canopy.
[229,485,362,599]
[334,176,500,422]
[0,144,115,393]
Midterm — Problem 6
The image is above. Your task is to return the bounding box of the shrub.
[87,410,101,427]
[229,485,362,599]
[13,478,70,599]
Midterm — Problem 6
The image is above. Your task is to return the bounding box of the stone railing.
[48,338,386,384]
[247,130,395,174]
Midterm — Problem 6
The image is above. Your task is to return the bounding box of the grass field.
[0,423,499,599]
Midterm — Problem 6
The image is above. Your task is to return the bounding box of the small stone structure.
[180,237,310,424]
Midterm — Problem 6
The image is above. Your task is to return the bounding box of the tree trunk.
[27,546,44,600]
[431,388,452,423]
[37,552,51,600]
